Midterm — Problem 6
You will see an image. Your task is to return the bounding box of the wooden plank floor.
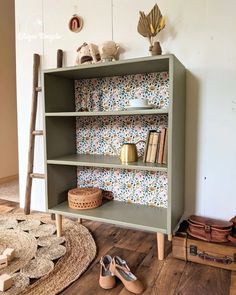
[0,199,234,295]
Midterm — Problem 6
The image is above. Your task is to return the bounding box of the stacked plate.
[125,98,153,110]
[125,105,153,110]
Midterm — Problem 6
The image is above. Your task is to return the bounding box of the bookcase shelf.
[45,109,169,117]
[47,154,167,172]
[43,54,186,260]
[48,200,167,233]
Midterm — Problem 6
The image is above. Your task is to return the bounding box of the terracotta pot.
[149,41,162,56]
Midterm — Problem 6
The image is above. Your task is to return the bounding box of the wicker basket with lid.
[68,187,102,210]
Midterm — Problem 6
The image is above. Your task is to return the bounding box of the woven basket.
[68,187,102,210]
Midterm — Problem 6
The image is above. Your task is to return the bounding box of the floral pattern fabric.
[75,72,169,111]
[77,167,168,208]
[75,71,169,208]
[76,115,168,156]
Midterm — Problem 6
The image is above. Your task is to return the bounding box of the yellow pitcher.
[110,140,145,163]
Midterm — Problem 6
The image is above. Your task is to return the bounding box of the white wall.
[15,0,44,210]
[0,0,18,179]
[15,0,236,219]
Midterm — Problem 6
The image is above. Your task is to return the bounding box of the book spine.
[143,130,151,163]
[155,131,161,162]
[163,129,168,165]
[146,132,154,162]
[157,128,166,164]
[150,132,158,163]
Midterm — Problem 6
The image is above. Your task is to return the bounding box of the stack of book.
[143,128,168,164]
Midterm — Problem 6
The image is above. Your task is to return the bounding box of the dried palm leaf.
[157,16,165,33]
[137,4,165,45]
[137,11,151,38]
[147,4,162,36]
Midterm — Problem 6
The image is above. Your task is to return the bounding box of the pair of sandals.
[99,255,144,294]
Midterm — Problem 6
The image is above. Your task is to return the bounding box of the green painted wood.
[45,108,169,117]
[43,55,171,79]
[43,54,186,234]
[44,74,74,112]
[48,200,167,233]
[47,154,167,172]
[167,55,186,233]
[46,165,77,210]
[45,117,76,159]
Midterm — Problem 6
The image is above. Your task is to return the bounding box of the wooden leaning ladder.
[24,51,63,215]
[24,54,44,215]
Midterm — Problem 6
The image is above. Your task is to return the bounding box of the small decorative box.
[68,187,102,210]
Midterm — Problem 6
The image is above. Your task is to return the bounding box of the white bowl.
[129,99,149,107]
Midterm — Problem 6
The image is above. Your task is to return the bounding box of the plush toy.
[76,43,101,65]
[89,43,101,63]
[99,41,119,62]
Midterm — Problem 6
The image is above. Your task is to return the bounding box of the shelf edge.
[48,207,167,233]
[45,109,169,117]
[47,159,168,172]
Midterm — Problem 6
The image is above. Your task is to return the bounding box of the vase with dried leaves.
[137,4,165,55]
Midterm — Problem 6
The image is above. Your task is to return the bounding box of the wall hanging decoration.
[137,4,165,55]
[69,14,83,33]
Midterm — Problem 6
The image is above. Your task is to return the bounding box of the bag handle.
[198,252,233,265]
[228,234,236,244]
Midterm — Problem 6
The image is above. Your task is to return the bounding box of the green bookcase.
[43,54,186,260]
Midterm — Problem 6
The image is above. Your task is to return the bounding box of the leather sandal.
[99,255,116,289]
[109,256,144,294]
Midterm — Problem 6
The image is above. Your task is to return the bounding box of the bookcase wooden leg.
[56,214,62,237]
[157,233,165,260]
[50,213,55,220]
[168,234,172,241]
[78,218,82,224]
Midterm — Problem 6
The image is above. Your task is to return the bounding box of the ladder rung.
[36,87,42,92]
[32,130,43,135]
[30,173,45,179]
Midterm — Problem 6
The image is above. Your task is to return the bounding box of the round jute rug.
[0,213,96,295]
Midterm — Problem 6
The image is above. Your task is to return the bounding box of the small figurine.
[76,43,101,65]
[89,43,101,63]
[3,248,15,262]
[0,255,8,269]
[0,274,13,291]
[99,41,119,62]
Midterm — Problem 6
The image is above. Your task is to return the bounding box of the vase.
[149,41,162,56]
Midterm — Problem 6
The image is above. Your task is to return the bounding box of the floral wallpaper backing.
[77,167,168,208]
[76,115,168,156]
[75,72,169,208]
[75,72,169,111]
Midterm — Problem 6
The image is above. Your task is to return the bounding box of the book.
[155,131,161,162]
[146,131,156,162]
[163,129,168,164]
[157,127,166,164]
[150,132,159,163]
[143,130,151,163]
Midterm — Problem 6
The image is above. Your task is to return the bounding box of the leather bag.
[187,215,233,243]
[228,216,236,243]
[172,220,236,271]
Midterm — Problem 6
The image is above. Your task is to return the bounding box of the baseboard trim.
[0,174,18,184]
